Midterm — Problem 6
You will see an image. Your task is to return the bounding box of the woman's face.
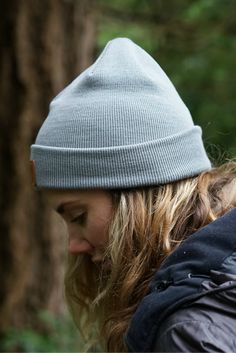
[44,189,114,264]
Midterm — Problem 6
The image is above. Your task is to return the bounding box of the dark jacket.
[125,208,236,352]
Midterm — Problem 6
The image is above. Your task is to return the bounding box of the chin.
[91,257,103,264]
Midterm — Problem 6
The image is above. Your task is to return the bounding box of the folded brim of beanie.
[31,126,211,189]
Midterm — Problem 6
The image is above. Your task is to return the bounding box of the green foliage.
[97,0,236,159]
[1,311,84,352]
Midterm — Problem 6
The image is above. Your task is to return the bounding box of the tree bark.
[0,0,96,333]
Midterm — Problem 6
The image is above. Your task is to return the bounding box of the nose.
[68,238,94,255]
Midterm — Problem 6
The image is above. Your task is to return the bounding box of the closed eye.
[70,213,87,226]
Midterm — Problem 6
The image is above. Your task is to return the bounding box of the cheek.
[88,215,111,246]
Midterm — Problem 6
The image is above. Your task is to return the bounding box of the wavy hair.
[64,161,236,352]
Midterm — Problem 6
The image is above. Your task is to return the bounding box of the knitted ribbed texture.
[31,37,211,189]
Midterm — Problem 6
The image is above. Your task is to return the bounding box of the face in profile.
[44,189,114,264]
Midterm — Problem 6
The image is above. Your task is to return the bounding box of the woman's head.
[31,38,235,351]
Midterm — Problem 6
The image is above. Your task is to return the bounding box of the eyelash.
[71,213,87,226]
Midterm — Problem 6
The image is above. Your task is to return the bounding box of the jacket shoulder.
[153,277,236,352]
[154,318,235,352]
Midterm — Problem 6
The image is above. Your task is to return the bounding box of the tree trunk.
[0,0,96,333]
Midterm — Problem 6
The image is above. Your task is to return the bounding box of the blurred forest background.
[0,0,235,351]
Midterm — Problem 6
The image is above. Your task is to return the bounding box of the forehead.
[42,189,111,208]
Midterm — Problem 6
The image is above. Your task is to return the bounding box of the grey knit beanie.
[31,37,211,189]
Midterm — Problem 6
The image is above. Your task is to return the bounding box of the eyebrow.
[56,200,84,214]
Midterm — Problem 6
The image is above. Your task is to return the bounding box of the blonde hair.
[65,162,236,352]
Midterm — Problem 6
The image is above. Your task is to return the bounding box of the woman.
[31,38,236,352]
